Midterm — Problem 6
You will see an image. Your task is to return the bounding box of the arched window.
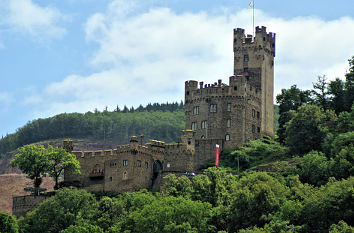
[225,134,230,141]
[123,171,128,179]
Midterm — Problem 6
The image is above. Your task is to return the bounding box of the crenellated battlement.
[233,26,275,56]
[185,76,262,104]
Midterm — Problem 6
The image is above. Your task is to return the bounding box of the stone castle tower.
[234,26,276,136]
[185,26,275,150]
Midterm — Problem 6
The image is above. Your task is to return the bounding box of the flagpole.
[253,0,255,37]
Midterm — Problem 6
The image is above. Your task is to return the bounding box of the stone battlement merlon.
[233,26,275,56]
[185,76,262,101]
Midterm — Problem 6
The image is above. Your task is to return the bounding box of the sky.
[1,0,354,137]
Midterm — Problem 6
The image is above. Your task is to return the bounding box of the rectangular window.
[252,125,256,133]
[227,103,231,112]
[123,160,128,166]
[257,111,260,119]
[137,160,141,167]
[244,67,248,72]
[227,119,231,128]
[191,122,197,130]
[257,127,261,133]
[244,54,249,62]
[210,104,217,113]
[145,162,149,168]
[252,109,256,118]
[193,106,199,115]
[201,120,207,129]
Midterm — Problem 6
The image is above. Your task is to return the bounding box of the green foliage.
[0,212,19,233]
[276,85,311,143]
[221,138,289,172]
[296,151,331,186]
[299,177,354,232]
[226,172,289,232]
[285,105,337,155]
[19,188,97,233]
[0,108,185,157]
[46,145,81,189]
[329,220,354,233]
[11,144,48,188]
[11,144,81,189]
[60,223,103,233]
[124,196,213,233]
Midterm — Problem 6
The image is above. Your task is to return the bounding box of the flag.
[215,144,220,166]
[248,0,253,8]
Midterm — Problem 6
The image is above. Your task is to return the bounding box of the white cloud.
[0,92,14,103]
[26,0,354,117]
[0,0,66,38]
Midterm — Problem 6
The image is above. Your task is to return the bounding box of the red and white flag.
[215,144,220,166]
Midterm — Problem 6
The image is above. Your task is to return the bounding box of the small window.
[193,106,199,115]
[234,86,237,91]
[244,67,248,72]
[145,162,149,168]
[257,127,261,133]
[263,37,266,41]
[227,103,231,112]
[244,54,249,62]
[167,163,171,168]
[210,104,217,113]
[252,125,256,133]
[186,91,190,95]
[201,135,205,139]
[110,177,112,181]
[201,120,207,129]
[137,160,141,167]
[123,160,128,166]
[227,119,231,128]
[191,122,197,130]
[257,111,260,119]
[123,171,128,179]
[225,134,230,141]
[252,109,256,118]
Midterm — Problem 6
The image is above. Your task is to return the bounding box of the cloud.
[0,0,66,38]
[25,0,354,117]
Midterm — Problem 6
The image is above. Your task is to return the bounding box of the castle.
[62,26,276,194]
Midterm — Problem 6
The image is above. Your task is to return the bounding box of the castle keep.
[63,26,276,194]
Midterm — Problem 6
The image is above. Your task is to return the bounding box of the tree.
[11,144,49,188]
[344,56,354,111]
[124,196,213,233]
[276,85,311,142]
[285,105,337,155]
[11,144,80,190]
[226,172,289,232]
[328,78,346,113]
[0,212,19,233]
[19,188,97,233]
[329,221,354,233]
[46,145,80,190]
[297,151,331,186]
[312,75,330,110]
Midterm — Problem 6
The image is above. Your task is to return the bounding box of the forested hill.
[0,102,185,157]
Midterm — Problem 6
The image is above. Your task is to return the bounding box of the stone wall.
[12,195,51,217]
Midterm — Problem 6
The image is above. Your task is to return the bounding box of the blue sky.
[1,0,354,137]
